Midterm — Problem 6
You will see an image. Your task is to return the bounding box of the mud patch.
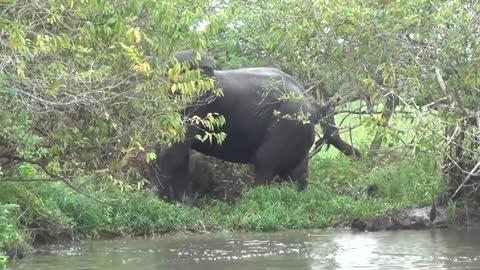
[189,151,254,203]
[347,205,449,232]
[120,149,255,203]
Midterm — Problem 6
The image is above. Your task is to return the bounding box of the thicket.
[0,0,234,260]
[0,0,478,263]
[209,0,479,201]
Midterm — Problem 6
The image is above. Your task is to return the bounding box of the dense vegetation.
[0,0,478,264]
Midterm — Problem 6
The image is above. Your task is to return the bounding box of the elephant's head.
[171,50,215,78]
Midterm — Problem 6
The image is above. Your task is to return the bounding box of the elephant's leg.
[156,143,192,202]
[169,145,192,201]
[251,133,286,187]
[253,122,313,190]
[253,165,276,187]
[286,156,309,191]
[156,139,195,201]
[155,124,200,203]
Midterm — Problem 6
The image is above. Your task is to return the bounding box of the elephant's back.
[191,69,286,163]
[192,67,316,163]
[212,67,317,127]
[214,68,307,100]
[215,67,285,77]
[214,68,298,87]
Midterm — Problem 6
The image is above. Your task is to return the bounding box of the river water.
[9,228,480,270]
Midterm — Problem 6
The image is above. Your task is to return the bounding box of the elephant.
[150,50,360,202]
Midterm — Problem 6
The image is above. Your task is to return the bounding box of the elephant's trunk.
[311,96,361,158]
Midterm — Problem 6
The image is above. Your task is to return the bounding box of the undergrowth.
[0,152,446,258]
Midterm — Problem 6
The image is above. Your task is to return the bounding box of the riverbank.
[0,146,450,262]
[1,109,467,264]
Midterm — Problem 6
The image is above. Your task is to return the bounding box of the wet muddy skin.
[9,228,480,270]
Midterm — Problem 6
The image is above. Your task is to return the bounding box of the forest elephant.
[150,50,360,202]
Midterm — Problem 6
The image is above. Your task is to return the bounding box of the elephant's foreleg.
[286,156,309,191]
[169,145,192,202]
[253,166,276,187]
[252,139,279,187]
[155,143,193,202]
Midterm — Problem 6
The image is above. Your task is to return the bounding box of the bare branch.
[451,159,480,199]
[434,66,447,95]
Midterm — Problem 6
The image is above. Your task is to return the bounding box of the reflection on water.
[9,228,480,270]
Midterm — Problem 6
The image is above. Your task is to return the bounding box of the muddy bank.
[188,151,254,203]
[347,204,480,232]
[125,149,256,203]
[347,205,449,232]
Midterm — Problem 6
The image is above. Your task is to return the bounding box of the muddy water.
[9,229,480,270]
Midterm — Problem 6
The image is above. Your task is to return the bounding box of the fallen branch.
[451,159,480,199]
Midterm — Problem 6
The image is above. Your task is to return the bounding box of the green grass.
[200,182,398,231]
[0,104,449,258]
[0,151,446,254]
[0,203,28,260]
